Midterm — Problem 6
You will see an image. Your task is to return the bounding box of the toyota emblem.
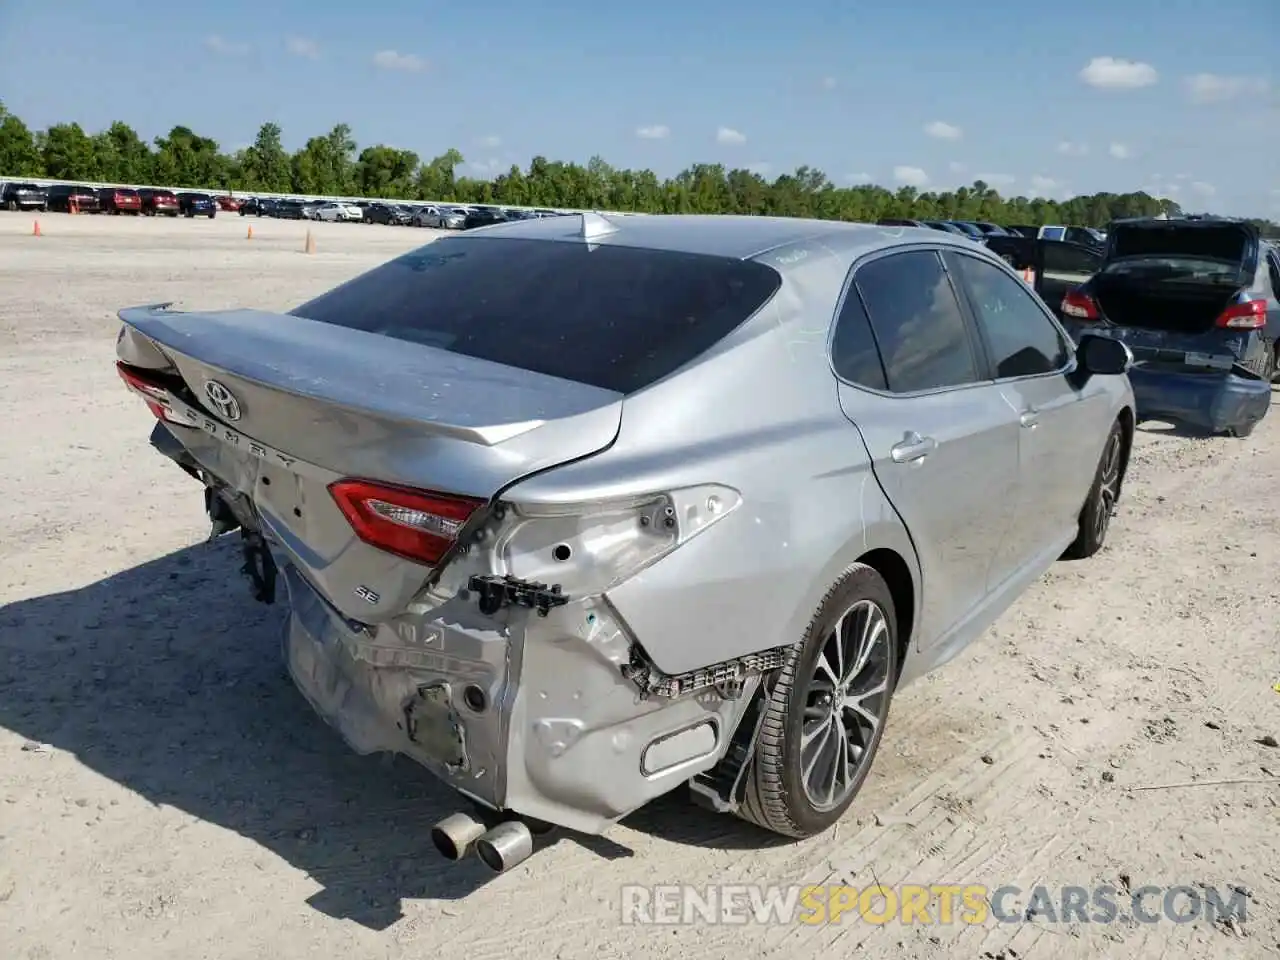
[204,380,242,421]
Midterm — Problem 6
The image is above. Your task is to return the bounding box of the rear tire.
[1063,418,1124,559]
[736,564,897,839]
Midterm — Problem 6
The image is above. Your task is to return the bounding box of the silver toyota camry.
[115,212,1135,872]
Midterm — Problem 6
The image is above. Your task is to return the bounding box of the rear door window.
[291,237,783,394]
[852,250,981,393]
[948,252,1070,379]
[830,284,888,390]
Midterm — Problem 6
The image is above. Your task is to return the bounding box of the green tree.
[41,123,97,179]
[0,101,43,176]
[153,126,225,188]
[1,102,1275,235]
[240,122,291,192]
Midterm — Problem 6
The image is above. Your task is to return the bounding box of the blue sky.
[1,0,1276,216]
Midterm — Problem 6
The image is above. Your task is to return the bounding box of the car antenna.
[577,211,618,242]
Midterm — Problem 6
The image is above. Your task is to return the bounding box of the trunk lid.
[117,304,622,622]
[1093,219,1258,336]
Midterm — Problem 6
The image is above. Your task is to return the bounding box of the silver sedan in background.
[114,213,1135,872]
[413,204,466,228]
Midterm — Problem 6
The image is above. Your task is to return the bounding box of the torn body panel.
[280,550,762,834]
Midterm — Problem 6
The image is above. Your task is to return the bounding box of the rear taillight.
[116,361,181,422]
[328,479,485,567]
[1215,298,1266,330]
[1061,289,1100,320]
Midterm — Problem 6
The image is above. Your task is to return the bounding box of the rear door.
[945,250,1109,572]
[831,247,1020,649]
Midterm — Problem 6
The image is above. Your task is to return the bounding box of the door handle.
[890,431,938,463]
[1019,408,1040,428]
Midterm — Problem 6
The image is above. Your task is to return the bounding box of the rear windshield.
[291,236,783,394]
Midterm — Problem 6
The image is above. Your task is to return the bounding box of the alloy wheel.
[1094,428,1122,542]
[799,599,892,811]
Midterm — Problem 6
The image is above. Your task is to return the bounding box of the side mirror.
[1077,333,1133,377]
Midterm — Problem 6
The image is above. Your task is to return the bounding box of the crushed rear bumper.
[278,559,757,834]
[1127,364,1272,435]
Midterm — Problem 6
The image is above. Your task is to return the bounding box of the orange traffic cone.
[70,197,78,215]
[32,219,41,237]
[303,230,316,254]
[246,225,253,240]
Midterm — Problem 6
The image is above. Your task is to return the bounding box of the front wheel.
[736,564,897,838]
[1063,418,1124,559]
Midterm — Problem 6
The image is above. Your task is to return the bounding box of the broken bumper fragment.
[279,558,763,835]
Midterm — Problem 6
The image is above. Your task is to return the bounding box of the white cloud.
[893,165,929,187]
[1057,140,1089,156]
[372,50,426,72]
[478,134,502,148]
[1191,181,1216,197]
[1030,175,1061,193]
[845,172,873,184]
[635,124,670,140]
[285,36,320,59]
[1108,142,1131,159]
[821,76,837,90]
[1185,73,1268,104]
[924,120,962,140]
[205,34,249,56]
[975,173,1015,187]
[1079,56,1158,89]
[716,126,746,145]
[948,161,967,174]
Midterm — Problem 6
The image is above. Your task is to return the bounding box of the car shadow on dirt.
[0,537,779,929]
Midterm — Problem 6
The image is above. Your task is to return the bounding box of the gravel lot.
[1,211,1278,960]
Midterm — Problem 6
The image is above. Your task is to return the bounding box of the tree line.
[1,101,1276,234]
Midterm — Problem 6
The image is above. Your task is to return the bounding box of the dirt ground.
[1,210,1277,960]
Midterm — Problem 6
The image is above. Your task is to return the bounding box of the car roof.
[459,212,977,261]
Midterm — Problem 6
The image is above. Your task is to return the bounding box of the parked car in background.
[364,202,412,225]
[115,214,1133,864]
[46,184,101,213]
[314,202,363,223]
[877,218,930,228]
[97,187,142,215]
[1005,225,1040,238]
[463,206,508,230]
[215,196,243,212]
[984,235,1104,319]
[138,189,180,216]
[923,220,971,236]
[177,193,217,218]
[1060,217,1280,437]
[413,204,465,228]
[1,181,48,211]
[942,220,987,242]
[238,197,268,216]
[272,200,306,220]
[1039,225,1105,249]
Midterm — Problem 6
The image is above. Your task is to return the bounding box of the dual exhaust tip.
[431,811,535,873]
